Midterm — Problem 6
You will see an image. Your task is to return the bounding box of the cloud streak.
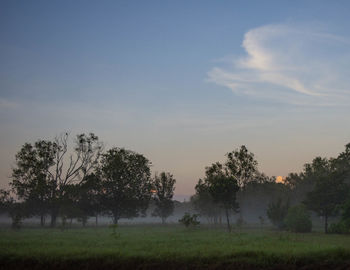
[208,23,350,105]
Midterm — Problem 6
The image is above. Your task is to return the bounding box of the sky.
[1,0,350,198]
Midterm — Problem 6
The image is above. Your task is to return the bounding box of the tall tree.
[10,133,102,227]
[77,173,102,226]
[225,145,258,188]
[152,172,176,224]
[191,179,222,224]
[11,140,57,226]
[197,162,239,231]
[100,148,153,224]
[332,143,350,185]
[304,157,348,233]
[225,145,259,220]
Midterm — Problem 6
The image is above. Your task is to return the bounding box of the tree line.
[1,133,350,234]
[0,133,176,228]
[191,145,350,233]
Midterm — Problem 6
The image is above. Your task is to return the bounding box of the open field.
[1,225,350,269]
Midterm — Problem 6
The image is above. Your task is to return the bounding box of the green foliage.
[267,198,289,230]
[303,156,348,233]
[340,196,350,224]
[178,213,200,227]
[328,196,350,234]
[329,221,349,234]
[152,172,176,223]
[284,204,312,233]
[304,175,347,233]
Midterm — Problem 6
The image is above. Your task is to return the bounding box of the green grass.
[1,225,350,269]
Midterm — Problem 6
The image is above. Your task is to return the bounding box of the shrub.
[267,198,289,230]
[179,213,200,228]
[329,221,349,234]
[284,204,312,233]
[328,196,350,234]
[9,203,25,230]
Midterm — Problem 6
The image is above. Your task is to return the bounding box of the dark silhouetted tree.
[11,140,57,226]
[198,162,239,232]
[10,133,102,227]
[304,157,348,233]
[191,179,222,224]
[225,145,259,221]
[78,173,102,226]
[100,148,152,224]
[152,172,176,224]
[305,175,347,233]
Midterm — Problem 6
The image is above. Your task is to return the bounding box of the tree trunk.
[161,217,165,224]
[113,215,119,225]
[95,215,98,226]
[83,216,88,227]
[324,213,328,234]
[40,215,45,227]
[225,208,231,232]
[50,210,58,227]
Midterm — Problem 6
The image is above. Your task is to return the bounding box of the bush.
[267,198,289,230]
[329,221,350,234]
[284,204,312,233]
[179,213,200,228]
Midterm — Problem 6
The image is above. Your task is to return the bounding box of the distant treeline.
[1,133,350,234]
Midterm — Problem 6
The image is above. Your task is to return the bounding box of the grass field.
[1,225,350,269]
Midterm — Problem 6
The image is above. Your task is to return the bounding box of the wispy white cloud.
[207,23,350,105]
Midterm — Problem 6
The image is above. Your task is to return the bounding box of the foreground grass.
[1,225,350,269]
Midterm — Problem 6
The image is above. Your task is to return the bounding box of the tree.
[225,145,258,188]
[77,173,102,226]
[208,174,239,232]
[332,143,350,185]
[225,145,259,221]
[152,172,176,224]
[10,133,103,227]
[100,148,153,224]
[179,213,200,228]
[191,179,222,224]
[305,174,347,233]
[197,162,239,232]
[11,140,57,226]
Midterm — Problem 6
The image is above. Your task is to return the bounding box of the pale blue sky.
[1,0,350,195]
